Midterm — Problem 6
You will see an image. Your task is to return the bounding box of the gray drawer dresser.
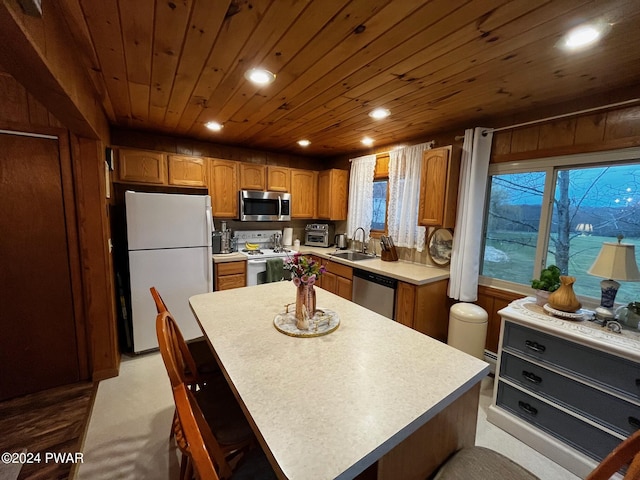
[487,297,640,478]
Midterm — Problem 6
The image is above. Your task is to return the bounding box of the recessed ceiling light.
[562,23,605,50]
[244,68,276,86]
[361,137,374,146]
[297,139,311,147]
[205,121,223,131]
[369,108,390,119]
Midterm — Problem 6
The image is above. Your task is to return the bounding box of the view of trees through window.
[372,179,388,231]
[482,162,640,304]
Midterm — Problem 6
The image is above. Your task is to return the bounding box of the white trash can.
[447,303,488,359]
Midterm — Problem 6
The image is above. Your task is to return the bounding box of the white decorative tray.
[543,303,590,320]
[273,308,340,338]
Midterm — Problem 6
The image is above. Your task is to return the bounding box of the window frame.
[479,146,640,304]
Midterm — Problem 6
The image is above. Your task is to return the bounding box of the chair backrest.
[152,289,201,387]
[150,286,169,314]
[156,311,201,388]
[172,383,233,480]
[586,428,640,480]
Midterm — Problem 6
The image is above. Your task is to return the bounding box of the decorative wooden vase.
[295,283,316,330]
[548,276,582,313]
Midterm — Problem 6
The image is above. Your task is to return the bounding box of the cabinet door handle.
[525,340,546,353]
[522,370,542,384]
[629,417,640,430]
[518,401,538,416]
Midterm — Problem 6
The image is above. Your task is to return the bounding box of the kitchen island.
[190,282,489,479]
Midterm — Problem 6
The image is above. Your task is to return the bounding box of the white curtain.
[388,143,430,251]
[346,154,376,241]
[448,127,494,301]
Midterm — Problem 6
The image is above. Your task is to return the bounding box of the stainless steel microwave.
[239,190,291,221]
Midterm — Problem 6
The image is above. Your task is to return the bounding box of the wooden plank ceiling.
[55,0,640,156]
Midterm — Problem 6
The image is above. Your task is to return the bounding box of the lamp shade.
[587,242,640,281]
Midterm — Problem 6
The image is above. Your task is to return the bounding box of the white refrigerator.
[125,191,213,353]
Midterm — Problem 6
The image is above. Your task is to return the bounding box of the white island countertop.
[190,282,489,479]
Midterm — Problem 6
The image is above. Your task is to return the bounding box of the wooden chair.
[432,429,640,480]
[172,382,277,480]
[156,311,254,478]
[150,286,220,385]
[587,429,640,480]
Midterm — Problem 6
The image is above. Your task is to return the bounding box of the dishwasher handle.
[353,268,397,289]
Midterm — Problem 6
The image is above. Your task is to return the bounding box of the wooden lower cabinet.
[395,279,450,342]
[318,259,352,301]
[214,261,246,291]
[475,285,524,353]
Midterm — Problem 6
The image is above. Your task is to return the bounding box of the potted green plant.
[531,265,561,306]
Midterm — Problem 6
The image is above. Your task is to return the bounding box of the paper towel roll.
[283,227,293,246]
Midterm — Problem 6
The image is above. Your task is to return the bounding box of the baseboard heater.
[484,350,497,375]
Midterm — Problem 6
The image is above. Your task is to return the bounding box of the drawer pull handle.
[629,417,640,430]
[522,371,542,384]
[518,401,538,416]
[525,340,546,353]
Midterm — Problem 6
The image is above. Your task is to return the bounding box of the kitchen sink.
[330,251,376,261]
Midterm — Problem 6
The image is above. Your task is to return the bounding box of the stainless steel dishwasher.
[352,269,397,319]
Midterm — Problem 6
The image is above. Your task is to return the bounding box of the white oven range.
[234,230,296,286]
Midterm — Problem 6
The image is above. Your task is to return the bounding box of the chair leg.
[179,452,189,480]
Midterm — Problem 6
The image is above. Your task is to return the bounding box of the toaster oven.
[304,223,334,247]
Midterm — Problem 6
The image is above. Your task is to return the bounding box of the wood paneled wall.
[0,70,119,381]
[491,104,640,163]
[0,71,64,129]
[111,127,324,170]
[0,0,109,140]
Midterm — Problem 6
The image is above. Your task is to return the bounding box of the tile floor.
[77,352,580,479]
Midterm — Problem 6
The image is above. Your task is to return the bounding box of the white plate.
[543,303,588,320]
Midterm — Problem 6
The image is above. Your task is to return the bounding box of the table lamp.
[587,236,640,321]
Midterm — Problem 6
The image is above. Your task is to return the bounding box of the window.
[481,149,640,305]
[371,179,388,231]
[370,153,389,234]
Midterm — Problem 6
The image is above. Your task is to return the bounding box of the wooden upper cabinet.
[418,146,459,228]
[168,155,207,187]
[290,168,318,218]
[208,159,238,218]
[267,166,290,192]
[317,169,348,220]
[117,148,167,184]
[240,163,266,190]
[374,154,390,178]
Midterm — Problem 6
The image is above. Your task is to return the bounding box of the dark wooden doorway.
[0,132,81,400]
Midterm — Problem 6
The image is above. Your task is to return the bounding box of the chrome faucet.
[353,227,366,253]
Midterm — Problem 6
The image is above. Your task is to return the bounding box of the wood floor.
[0,381,96,480]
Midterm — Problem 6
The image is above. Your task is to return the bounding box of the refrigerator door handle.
[205,205,214,292]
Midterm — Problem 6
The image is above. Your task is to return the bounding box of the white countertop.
[211,252,246,263]
[190,282,489,479]
[297,246,450,285]
[212,246,449,285]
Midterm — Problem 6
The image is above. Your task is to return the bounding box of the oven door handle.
[248,259,268,264]
[278,196,282,219]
